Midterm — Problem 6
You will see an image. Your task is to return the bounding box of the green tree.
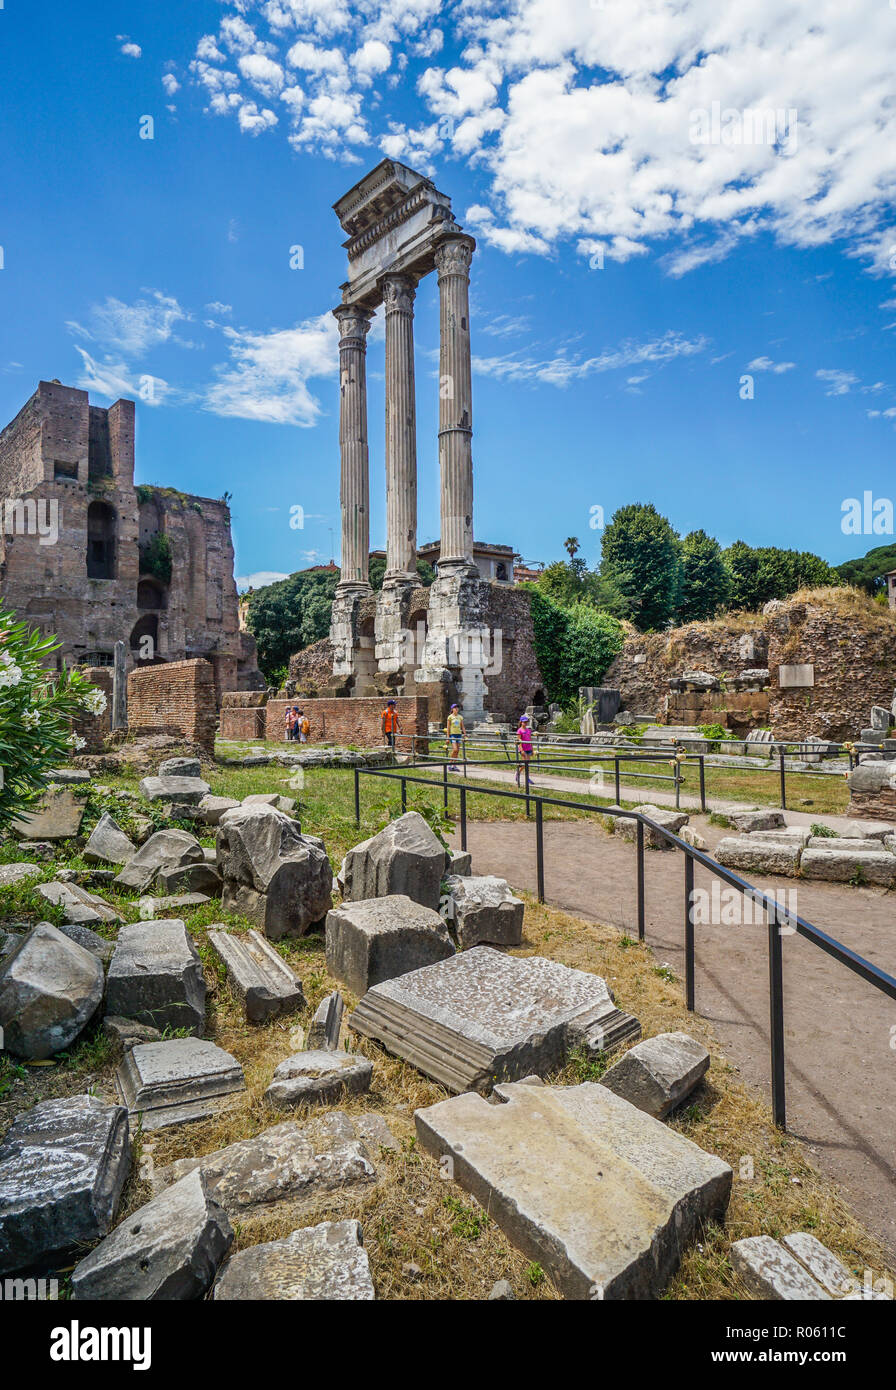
[524,589,624,706]
[835,542,896,596]
[0,611,107,831]
[677,529,731,622]
[724,542,840,610]
[600,503,682,631]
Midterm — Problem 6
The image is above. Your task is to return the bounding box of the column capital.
[333,303,374,342]
[434,235,476,278]
[381,273,417,315]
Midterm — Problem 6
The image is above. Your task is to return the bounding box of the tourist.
[516,713,534,786]
[285,706,296,742]
[299,710,310,744]
[446,703,466,772]
[382,699,399,751]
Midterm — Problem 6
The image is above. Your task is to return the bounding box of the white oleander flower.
[67,733,86,750]
[81,687,108,715]
[22,708,40,729]
[0,662,23,689]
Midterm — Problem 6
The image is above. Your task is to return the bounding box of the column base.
[435,555,479,581]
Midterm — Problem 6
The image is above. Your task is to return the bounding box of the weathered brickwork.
[603,594,896,741]
[220,707,266,739]
[288,637,337,690]
[0,381,262,699]
[265,695,427,745]
[71,666,113,753]
[127,658,217,752]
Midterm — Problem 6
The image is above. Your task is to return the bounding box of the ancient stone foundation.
[127,659,217,752]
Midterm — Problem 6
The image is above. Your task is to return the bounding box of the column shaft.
[382,274,418,581]
[333,305,373,590]
[435,237,475,572]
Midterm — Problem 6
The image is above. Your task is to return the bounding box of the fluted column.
[333,304,374,591]
[382,274,418,582]
[435,235,476,575]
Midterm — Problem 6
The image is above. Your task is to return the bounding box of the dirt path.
[449,812,896,1262]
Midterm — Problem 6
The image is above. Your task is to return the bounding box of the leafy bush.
[138,533,173,585]
[0,610,108,831]
[525,590,623,707]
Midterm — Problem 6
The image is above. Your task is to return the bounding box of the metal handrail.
[353,761,896,1131]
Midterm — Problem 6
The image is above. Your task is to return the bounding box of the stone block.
[116,1039,245,1131]
[213,1219,374,1301]
[83,812,136,866]
[114,829,205,893]
[341,811,445,909]
[56,920,115,963]
[265,1049,373,1109]
[0,922,105,1059]
[103,1015,164,1049]
[71,1168,233,1301]
[243,792,296,813]
[444,874,524,949]
[415,1080,731,1299]
[11,785,87,840]
[158,757,202,779]
[137,893,211,913]
[106,920,206,1034]
[0,1095,130,1275]
[799,846,896,886]
[614,805,688,849]
[781,1232,855,1298]
[841,820,896,842]
[150,1113,377,1220]
[871,705,891,731]
[730,1235,831,1300]
[599,1031,710,1118]
[36,879,123,926]
[197,794,241,826]
[217,805,332,940]
[714,837,802,877]
[0,862,43,888]
[730,809,786,833]
[778,664,814,689]
[326,895,455,996]
[349,947,640,1093]
[139,775,211,805]
[207,927,305,1023]
[307,990,344,1050]
[446,849,472,876]
[154,862,223,896]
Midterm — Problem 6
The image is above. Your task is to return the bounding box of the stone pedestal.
[415,570,491,725]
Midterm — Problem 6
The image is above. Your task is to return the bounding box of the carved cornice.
[346,187,454,262]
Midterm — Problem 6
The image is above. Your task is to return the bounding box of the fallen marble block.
[326,895,455,996]
[11,785,87,840]
[149,1112,377,1221]
[415,1080,731,1299]
[213,1219,374,1301]
[137,893,211,914]
[158,757,202,780]
[56,919,115,963]
[139,775,211,805]
[36,880,123,926]
[83,812,136,867]
[841,820,895,843]
[0,862,44,888]
[731,1235,832,1300]
[154,862,223,896]
[197,794,241,826]
[730,809,786,833]
[71,1168,233,1301]
[799,846,896,886]
[599,1031,710,1118]
[217,806,332,940]
[350,947,640,1093]
[341,811,445,909]
[103,1015,164,1049]
[0,922,105,1059]
[242,792,296,814]
[207,927,305,1023]
[265,1049,373,1109]
[443,875,524,949]
[114,829,205,893]
[613,805,688,849]
[714,837,802,877]
[446,849,472,877]
[116,1039,245,1131]
[0,1095,130,1275]
[307,990,344,1050]
[106,919,206,1034]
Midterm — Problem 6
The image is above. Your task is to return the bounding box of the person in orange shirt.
[382,699,399,750]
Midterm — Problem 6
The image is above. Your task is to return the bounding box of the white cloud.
[748,356,796,373]
[206,301,233,315]
[238,101,279,134]
[473,330,709,387]
[816,368,859,396]
[120,41,142,59]
[72,348,172,407]
[67,291,191,357]
[162,73,180,96]
[239,52,285,95]
[351,39,391,83]
[203,312,340,424]
[236,570,290,590]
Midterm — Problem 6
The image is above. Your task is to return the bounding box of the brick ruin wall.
[477,583,546,719]
[602,597,896,741]
[70,666,113,753]
[265,695,428,746]
[127,658,217,752]
[218,689,266,740]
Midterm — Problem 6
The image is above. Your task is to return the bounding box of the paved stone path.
[449,810,896,1262]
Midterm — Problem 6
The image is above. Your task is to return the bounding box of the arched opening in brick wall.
[130,614,161,665]
[86,501,116,579]
[137,577,167,610]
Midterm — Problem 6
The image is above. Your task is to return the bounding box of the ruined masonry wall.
[127,658,217,752]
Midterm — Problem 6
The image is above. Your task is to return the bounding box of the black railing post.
[524,758,531,818]
[460,785,467,851]
[685,852,695,1011]
[768,906,787,1129]
[779,747,787,810]
[536,798,545,902]
[699,755,706,813]
[636,818,645,941]
[614,756,620,803]
[354,766,360,827]
[442,761,448,812]
[401,776,407,813]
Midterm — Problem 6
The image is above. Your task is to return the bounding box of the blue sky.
[1,0,895,589]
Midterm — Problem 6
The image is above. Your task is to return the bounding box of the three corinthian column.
[334,235,475,595]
